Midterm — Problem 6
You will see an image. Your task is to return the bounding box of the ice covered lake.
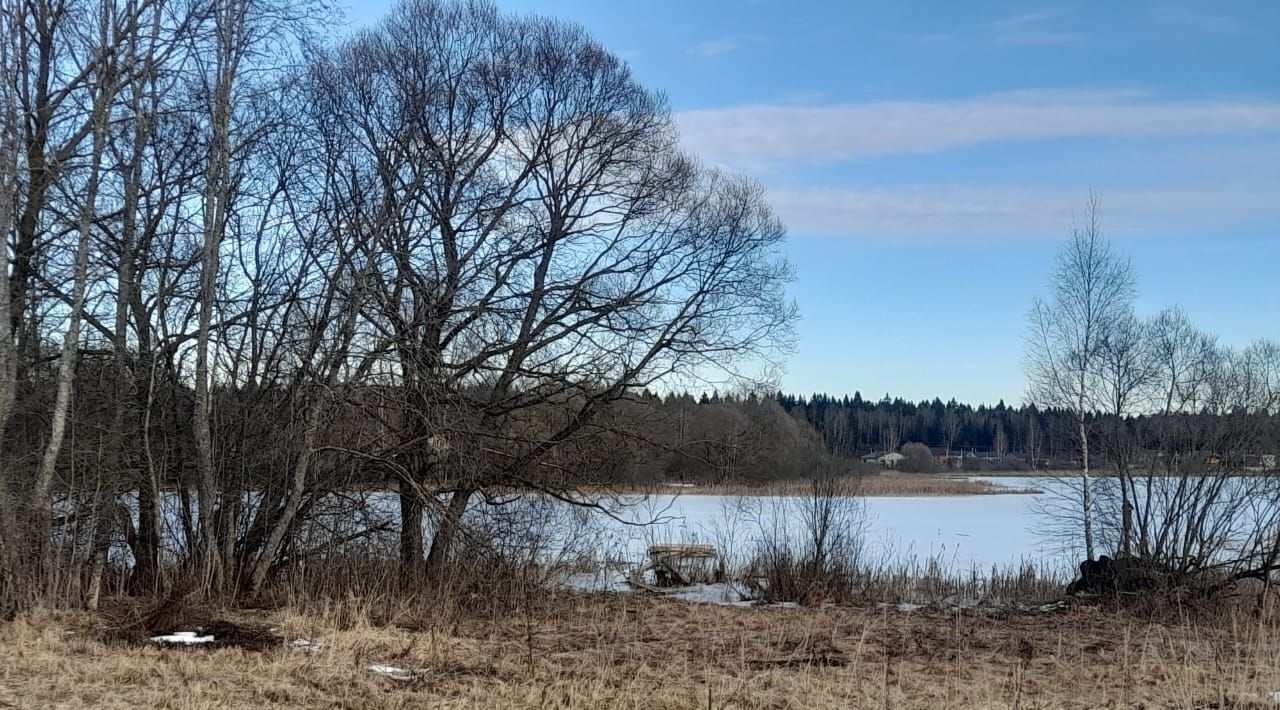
[586,482,1065,574]
[101,476,1081,575]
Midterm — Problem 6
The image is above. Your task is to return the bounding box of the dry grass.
[653,474,1040,497]
[4,592,1280,709]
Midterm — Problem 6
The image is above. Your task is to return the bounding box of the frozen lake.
[98,477,1078,575]
[89,473,1280,590]
[590,487,1066,574]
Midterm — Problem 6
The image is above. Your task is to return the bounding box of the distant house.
[928,446,963,469]
[878,452,906,468]
[1245,453,1278,472]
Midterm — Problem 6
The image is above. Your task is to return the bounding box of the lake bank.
[636,473,1042,497]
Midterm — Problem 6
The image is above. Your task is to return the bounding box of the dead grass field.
[4,592,1280,709]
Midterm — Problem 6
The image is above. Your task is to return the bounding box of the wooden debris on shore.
[629,543,724,590]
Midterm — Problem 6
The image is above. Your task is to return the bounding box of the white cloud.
[1150,6,1252,35]
[985,10,1081,45]
[687,34,765,58]
[688,37,743,57]
[887,9,1081,47]
[676,90,1280,172]
[766,185,1279,242]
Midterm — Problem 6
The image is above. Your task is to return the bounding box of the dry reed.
[4,588,1280,709]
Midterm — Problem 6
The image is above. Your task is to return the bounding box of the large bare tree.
[0,0,794,610]
[308,0,796,581]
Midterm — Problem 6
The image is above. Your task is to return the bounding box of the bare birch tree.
[1025,194,1137,561]
[31,2,119,571]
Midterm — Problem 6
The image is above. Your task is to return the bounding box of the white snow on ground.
[876,602,924,612]
[291,638,322,652]
[663,582,755,606]
[150,631,214,645]
[558,567,760,607]
[367,664,427,681]
[559,569,1080,615]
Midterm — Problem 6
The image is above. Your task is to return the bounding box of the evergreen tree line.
[631,389,1279,478]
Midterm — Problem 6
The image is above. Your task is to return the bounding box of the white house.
[877,452,906,468]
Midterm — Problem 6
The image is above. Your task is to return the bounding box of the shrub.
[899,442,938,473]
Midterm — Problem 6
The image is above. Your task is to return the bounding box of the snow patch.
[291,638,322,653]
[151,631,215,645]
[664,582,753,606]
[368,663,428,681]
[875,602,924,613]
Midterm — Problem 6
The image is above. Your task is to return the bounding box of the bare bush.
[744,473,865,605]
[898,442,938,473]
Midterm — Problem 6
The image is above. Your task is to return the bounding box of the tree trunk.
[1078,412,1095,561]
[399,486,425,581]
[31,61,112,577]
[1117,430,1133,558]
[84,496,116,611]
[0,7,21,615]
[118,31,156,595]
[130,487,161,594]
[247,395,322,596]
[1120,488,1134,557]
[193,0,240,595]
[132,352,164,594]
[425,488,473,584]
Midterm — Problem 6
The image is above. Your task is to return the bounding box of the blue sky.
[343,1,1280,405]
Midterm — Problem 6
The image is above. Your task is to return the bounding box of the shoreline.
[631,473,1042,497]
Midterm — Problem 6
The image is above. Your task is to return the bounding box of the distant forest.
[633,390,1280,482]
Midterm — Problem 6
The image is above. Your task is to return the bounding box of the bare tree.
[31,2,120,572]
[1032,277,1280,594]
[309,0,796,582]
[189,0,247,592]
[879,410,903,455]
[1093,312,1155,555]
[942,404,960,459]
[183,0,324,595]
[1025,194,1137,561]
[0,0,794,608]
[0,0,21,614]
[1025,411,1043,469]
